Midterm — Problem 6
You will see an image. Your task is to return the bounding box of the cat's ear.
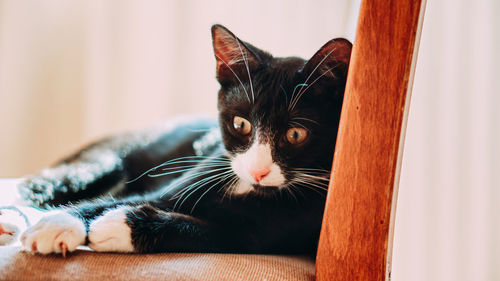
[303,38,352,81]
[211,24,268,85]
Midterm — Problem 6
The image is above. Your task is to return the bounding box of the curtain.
[393,0,500,280]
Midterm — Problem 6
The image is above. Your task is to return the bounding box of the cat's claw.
[20,212,85,256]
[61,242,68,258]
[0,223,16,245]
[0,225,14,235]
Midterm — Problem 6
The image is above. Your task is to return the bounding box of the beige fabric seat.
[0,247,314,281]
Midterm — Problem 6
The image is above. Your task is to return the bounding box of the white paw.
[21,212,86,256]
[0,208,27,246]
[88,207,134,252]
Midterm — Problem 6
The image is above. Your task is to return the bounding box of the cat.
[0,24,351,257]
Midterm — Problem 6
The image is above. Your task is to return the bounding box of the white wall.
[0,0,355,177]
[393,0,500,280]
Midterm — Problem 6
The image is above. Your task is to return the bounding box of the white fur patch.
[231,135,286,192]
[88,207,134,253]
[231,180,254,195]
[20,211,86,255]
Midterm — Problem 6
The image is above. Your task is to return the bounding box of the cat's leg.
[87,205,235,253]
[18,149,127,209]
[18,117,217,208]
[17,129,164,208]
[20,201,241,255]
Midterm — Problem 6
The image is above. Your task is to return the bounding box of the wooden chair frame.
[316,1,426,280]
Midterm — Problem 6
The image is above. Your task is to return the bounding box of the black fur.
[19,24,352,256]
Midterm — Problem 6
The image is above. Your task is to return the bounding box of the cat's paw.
[18,166,93,208]
[20,212,86,256]
[18,176,64,208]
[88,207,134,252]
[0,208,28,246]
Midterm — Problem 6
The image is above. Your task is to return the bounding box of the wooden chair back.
[316,1,427,280]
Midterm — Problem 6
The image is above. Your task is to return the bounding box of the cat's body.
[0,25,351,257]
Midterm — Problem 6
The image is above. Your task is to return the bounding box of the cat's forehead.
[221,58,304,103]
[269,57,306,74]
[219,55,322,124]
[263,57,306,85]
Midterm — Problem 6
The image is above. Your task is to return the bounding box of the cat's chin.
[230,180,280,196]
[251,184,280,196]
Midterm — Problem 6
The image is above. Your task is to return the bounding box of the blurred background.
[0,0,498,280]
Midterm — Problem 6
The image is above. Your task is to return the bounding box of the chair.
[0,1,426,280]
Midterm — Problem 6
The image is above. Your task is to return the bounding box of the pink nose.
[251,168,270,182]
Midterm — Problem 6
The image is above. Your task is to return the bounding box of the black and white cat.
[0,24,351,256]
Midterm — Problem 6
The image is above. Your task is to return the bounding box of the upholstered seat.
[0,247,314,281]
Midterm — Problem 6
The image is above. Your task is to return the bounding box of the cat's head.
[211,24,352,195]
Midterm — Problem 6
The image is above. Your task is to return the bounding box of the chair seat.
[0,246,315,281]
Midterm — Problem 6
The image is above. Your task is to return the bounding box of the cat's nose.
[251,168,270,182]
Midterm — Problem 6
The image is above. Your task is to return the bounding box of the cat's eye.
[233,116,252,135]
[286,128,308,145]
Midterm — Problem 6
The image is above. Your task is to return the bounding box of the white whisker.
[168,167,233,200]
[287,170,331,195]
[294,167,330,173]
[127,155,230,183]
[287,183,306,199]
[190,171,235,213]
[299,174,331,182]
[291,117,319,125]
[149,163,230,178]
[295,47,337,97]
[289,121,309,131]
[289,83,308,111]
[175,170,234,211]
[284,185,299,203]
[293,179,328,193]
[215,54,252,103]
[290,65,338,110]
[236,39,255,103]
[303,180,329,190]
[289,46,339,110]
